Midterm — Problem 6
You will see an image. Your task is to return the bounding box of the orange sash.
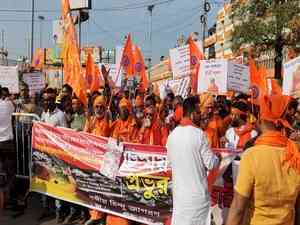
[234,124,253,148]
[255,131,300,174]
[180,117,197,128]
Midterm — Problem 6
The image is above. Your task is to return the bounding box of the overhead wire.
[0,0,175,13]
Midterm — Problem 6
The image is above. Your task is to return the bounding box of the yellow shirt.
[235,145,300,225]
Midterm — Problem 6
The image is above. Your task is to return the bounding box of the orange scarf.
[180,117,197,128]
[234,124,253,149]
[255,131,300,175]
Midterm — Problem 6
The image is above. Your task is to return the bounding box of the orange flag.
[85,53,100,92]
[188,37,204,94]
[31,48,44,70]
[121,34,135,78]
[133,45,148,92]
[267,78,282,95]
[61,0,87,105]
[249,58,267,105]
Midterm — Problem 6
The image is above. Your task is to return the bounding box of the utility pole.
[31,0,35,62]
[147,4,155,81]
[38,15,45,48]
[0,30,8,66]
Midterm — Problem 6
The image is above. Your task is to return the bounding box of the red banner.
[31,122,171,225]
[30,122,240,225]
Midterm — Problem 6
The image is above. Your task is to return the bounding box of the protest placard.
[198,59,249,94]
[198,59,228,94]
[169,41,202,80]
[23,72,45,96]
[158,77,190,99]
[227,62,249,93]
[0,65,19,93]
[45,69,63,89]
[283,55,300,97]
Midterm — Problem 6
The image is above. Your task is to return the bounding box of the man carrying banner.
[226,94,300,225]
[84,95,110,225]
[166,96,220,225]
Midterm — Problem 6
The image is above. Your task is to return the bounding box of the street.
[1,194,59,225]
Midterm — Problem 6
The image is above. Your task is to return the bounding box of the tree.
[232,0,300,79]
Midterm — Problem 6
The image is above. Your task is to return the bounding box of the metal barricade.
[12,113,40,179]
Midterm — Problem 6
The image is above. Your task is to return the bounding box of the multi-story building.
[204,3,280,77]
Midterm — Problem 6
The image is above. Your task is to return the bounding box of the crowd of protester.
[0,67,300,225]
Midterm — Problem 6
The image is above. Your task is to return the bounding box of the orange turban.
[260,94,291,128]
[135,96,144,108]
[93,95,106,107]
[119,98,132,112]
[257,94,300,175]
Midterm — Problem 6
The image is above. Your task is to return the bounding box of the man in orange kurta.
[106,97,133,225]
[110,98,137,143]
[84,95,110,137]
[84,95,110,224]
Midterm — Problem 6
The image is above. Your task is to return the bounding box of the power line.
[89,17,123,44]
[0,0,175,13]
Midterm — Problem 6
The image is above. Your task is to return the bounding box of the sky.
[0,0,225,63]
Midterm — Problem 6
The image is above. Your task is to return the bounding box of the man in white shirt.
[39,88,68,223]
[41,88,67,128]
[0,91,14,143]
[0,87,15,202]
[167,97,220,225]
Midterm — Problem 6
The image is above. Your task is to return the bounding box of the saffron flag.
[61,0,87,105]
[133,45,148,92]
[121,34,135,78]
[249,58,267,104]
[188,37,204,94]
[267,78,282,95]
[31,48,44,70]
[85,53,100,92]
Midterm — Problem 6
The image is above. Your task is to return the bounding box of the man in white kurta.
[167,97,220,225]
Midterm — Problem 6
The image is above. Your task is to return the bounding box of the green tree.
[232,0,300,79]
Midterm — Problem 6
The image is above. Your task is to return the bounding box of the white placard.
[169,41,202,80]
[227,62,249,93]
[170,44,190,79]
[99,63,121,87]
[0,66,19,93]
[100,138,123,180]
[283,55,300,97]
[198,59,228,94]
[23,72,45,96]
[159,76,190,99]
[46,69,63,89]
[197,59,249,94]
[69,0,91,10]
